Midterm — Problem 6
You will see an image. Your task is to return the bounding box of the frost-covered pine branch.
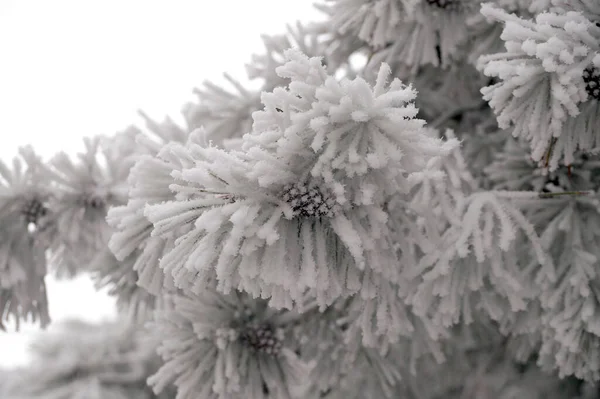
[1,319,175,399]
[3,1,600,398]
[478,2,600,170]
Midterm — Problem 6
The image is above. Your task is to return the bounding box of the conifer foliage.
[3,0,600,398]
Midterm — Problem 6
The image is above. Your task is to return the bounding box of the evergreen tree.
[2,0,600,397]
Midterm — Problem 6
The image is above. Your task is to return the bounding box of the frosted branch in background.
[44,137,129,277]
[0,147,51,330]
[1,319,173,399]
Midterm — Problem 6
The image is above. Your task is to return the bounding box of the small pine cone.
[239,324,284,356]
[583,67,600,101]
[21,198,47,225]
[281,182,337,219]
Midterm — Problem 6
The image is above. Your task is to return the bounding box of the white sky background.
[0,0,322,368]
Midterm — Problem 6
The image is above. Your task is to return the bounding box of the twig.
[538,190,593,199]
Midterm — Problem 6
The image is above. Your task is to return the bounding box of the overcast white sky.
[0,0,321,368]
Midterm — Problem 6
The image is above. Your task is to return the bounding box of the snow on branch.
[0,146,51,330]
[406,190,547,331]
[141,50,459,355]
[478,3,600,170]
